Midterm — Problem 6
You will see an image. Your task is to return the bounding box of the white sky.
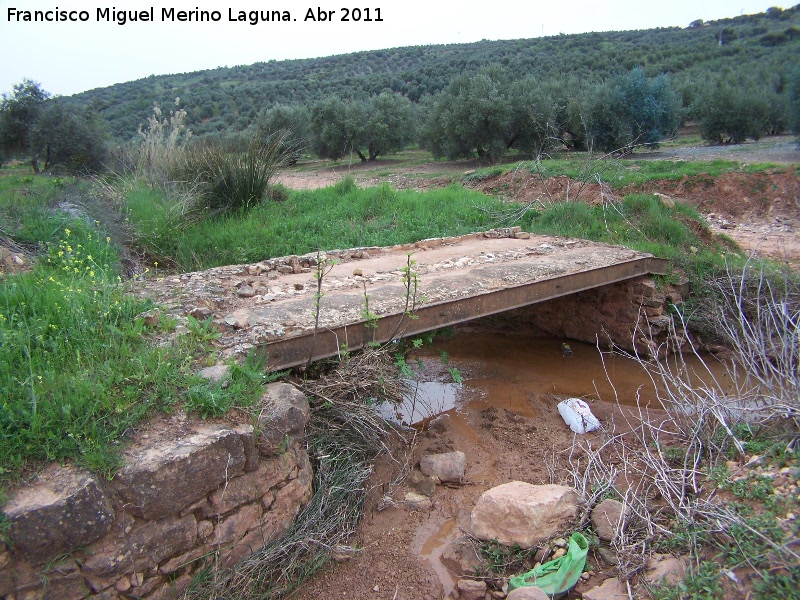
[0,0,787,97]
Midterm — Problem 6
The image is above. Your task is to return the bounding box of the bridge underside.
[136,231,667,371]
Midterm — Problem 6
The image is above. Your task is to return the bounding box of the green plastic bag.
[508,532,589,597]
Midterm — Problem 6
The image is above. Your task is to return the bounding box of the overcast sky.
[0,1,786,97]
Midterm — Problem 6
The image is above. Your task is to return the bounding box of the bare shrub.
[707,260,799,427]
[554,261,799,586]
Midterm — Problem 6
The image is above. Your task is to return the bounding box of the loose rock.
[591,499,626,542]
[582,577,628,600]
[457,578,487,600]
[507,586,550,600]
[470,482,578,549]
[408,469,437,497]
[645,554,686,585]
[419,451,466,483]
[441,536,484,577]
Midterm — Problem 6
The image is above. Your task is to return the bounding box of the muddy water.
[402,331,733,594]
[396,332,737,423]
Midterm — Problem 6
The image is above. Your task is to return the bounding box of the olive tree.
[309,93,416,161]
[257,104,310,163]
[29,101,108,173]
[582,68,681,154]
[507,78,566,156]
[0,79,49,157]
[309,97,367,160]
[361,92,416,161]
[421,71,511,162]
[691,79,769,144]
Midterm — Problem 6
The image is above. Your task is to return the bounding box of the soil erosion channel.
[296,330,731,600]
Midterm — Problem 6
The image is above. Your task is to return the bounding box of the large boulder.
[469,482,578,549]
[257,383,310,455]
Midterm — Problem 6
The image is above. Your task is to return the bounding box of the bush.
[183,132,291,212]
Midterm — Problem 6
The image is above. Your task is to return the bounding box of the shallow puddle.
[393,332,736,424]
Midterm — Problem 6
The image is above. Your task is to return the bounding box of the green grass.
[0,176,271,491]
[136,182,505,270]
[124,178,738,286]
[0,167,79,247]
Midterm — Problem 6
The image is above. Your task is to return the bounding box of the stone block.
[218,528,269,570]
[234,424,259,472]
[204,451,297,517]
[114,425,245,519]
[257,383,310,455]
[159,546,209,575]
[3,465,114,564]
[213,504,261,546]
[83,514,197,580]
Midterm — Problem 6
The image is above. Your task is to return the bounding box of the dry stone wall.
[469,275,688,355]
[0,383,313,600]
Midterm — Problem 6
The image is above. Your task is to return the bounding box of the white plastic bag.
[557,398,601,434]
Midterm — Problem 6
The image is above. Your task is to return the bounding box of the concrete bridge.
[136,229,667,371]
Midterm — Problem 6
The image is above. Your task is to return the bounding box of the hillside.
[66,5,800,141]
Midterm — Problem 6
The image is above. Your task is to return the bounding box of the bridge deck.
[135,230,667,370]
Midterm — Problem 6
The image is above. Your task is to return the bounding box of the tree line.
[3,4,800,172]
[57,4,800,142]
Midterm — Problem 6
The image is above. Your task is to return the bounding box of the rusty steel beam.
[262,256,668,371]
